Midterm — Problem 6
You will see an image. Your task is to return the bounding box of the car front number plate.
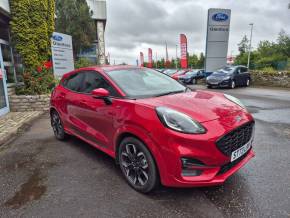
[231,140,252,162]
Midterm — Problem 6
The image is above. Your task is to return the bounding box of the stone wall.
[9,94,50,112]
[250,71,290,88]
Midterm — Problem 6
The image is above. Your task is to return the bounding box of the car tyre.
[50,110,68,140]
[230,80,236,89]
[118,137,159,193]
[246,78,250,87]
[207,85,212,89]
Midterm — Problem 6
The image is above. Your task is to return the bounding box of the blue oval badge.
[53,35,63,41]
[212,13,229,22]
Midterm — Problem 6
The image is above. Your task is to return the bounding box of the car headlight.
[224,94,246,109]
[156,107,206,134]
[223,76,231,80]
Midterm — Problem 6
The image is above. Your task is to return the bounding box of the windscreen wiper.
[155,90,185,97]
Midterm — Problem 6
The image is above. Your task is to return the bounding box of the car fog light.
[181,158,205,177]
[182,169,203,177]
[181,158,205,168]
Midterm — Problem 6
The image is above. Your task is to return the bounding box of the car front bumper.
[207,79,231,87]
[151,110,255,187]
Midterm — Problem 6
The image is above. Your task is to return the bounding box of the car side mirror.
[91,88,112,105]
[91,88,109,97]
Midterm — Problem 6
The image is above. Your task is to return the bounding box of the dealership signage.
[51,32,75,77]
[205,8,231,72]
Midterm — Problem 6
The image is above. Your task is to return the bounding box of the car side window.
[81,71,119,97]
[241,67,248,73]
[63,72,85,92]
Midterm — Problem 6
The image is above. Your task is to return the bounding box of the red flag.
[180,34,188,69]
[148,48,153,68]
[140,52,144,67]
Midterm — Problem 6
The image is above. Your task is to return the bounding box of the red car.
[50,66,255,193]
[171,69,189,80]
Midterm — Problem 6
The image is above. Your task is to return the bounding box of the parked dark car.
[178,69,205,84]
[206,66,251,89]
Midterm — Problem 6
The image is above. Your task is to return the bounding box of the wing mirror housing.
[91,88,112,105]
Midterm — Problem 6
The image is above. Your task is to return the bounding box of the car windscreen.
[185,70,198,75]
[214,67,234,75]
[107,68,186,98]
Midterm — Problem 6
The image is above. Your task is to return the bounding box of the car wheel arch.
[114,130,167,185]
[50,107,58,116]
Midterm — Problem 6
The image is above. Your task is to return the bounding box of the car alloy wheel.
[246,78,250,87]
[51,111,67,140]
[192,78,197,84]
[118,137,158,193]
[231,80,236,89]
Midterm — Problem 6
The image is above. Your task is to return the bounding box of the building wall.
[0,0,10,13]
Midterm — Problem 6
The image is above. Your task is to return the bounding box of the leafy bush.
[15,62,57,95]
[260,67,276,72]
[75,58,95,69]
[10,0,55,71]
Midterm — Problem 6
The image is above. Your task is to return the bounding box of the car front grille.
[216,121,255,156]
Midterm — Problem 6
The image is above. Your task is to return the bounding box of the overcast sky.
[105,0,290,65]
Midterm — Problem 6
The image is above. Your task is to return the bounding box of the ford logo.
[212,13,228,22]
[53,35,63,41]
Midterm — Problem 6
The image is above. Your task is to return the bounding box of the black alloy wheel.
[246,78,250,87]
[118,137,159,193]
[51,111,68,140]
[231,80,236,89]
[192,78,197,84]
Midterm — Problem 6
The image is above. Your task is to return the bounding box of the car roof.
[61,65,142,80]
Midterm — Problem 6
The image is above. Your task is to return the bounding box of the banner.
[205,9,231,72]
[140,52,144,67]
[148,48,153,68]
[180,34,188,69]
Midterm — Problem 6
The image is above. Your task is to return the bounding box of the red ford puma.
[50,66,255,193]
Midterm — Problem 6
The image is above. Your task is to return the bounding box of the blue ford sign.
[212,13,229,22]
[53,35,63,41]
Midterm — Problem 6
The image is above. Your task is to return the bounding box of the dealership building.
[0,0,107,117]
[1,0,24,116]
[0,0,13,116]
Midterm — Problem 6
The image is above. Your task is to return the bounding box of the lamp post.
[247,23,254,69]
[175,45,178,69]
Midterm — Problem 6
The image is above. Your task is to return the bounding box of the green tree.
[238,35,249,54]
[10,0,55,71]
[188,54,198,68]
[277,30,290,57]
[235,31,290,70]
[55,0,96,59]
[197,52,205,69]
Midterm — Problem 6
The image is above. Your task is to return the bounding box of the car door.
[60,71,86,130]
[74,71,121,149]
[240,67,249,85]
[234,67,243,86]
